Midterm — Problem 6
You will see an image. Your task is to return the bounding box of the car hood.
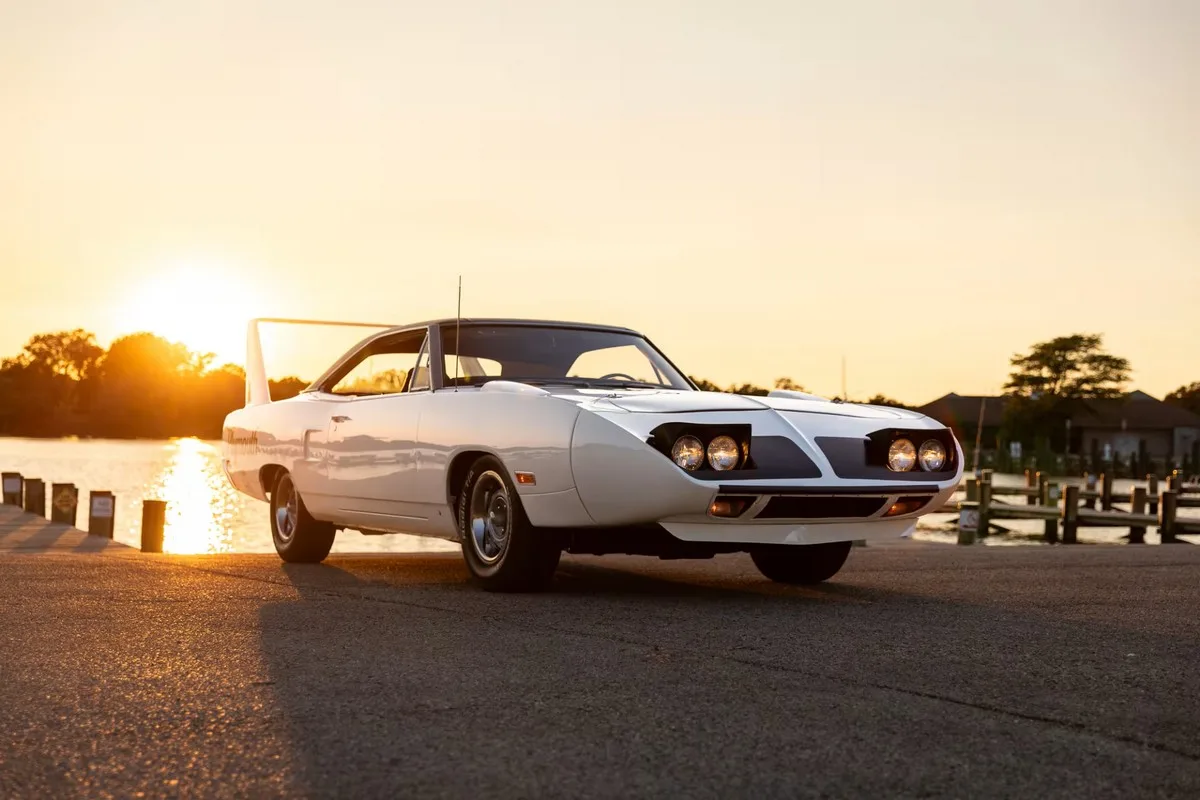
[551,389,921,420]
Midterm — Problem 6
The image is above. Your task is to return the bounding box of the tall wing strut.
[244,317,395,407]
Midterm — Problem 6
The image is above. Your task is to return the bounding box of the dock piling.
[1128,487,1147,544]
[1,472,22,506]
[88,491,116,539]
[49,483,78,526]
[1159,491,1178,544]
[22,478,46,517]
[140,500,166,553]
[1062,485,1080,544]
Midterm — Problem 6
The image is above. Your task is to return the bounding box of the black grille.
[755,495,889,520]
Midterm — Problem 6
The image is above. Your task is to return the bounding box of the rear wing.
[245,318,396,407]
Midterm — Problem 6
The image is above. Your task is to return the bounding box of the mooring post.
[1159,490,1178,544]
[140,500,166,553]
[1168,471,1182,494]
[1147,474,1159,517]
[965,478,979,502]
[1029,471,1042,506]
[1101,471,1113,511]
[87,491,116,539]
[978,472,992,538]
[1,472,22,506]
[1062,484,1080,544]
[1024,468,1034,489]
[1040,478,1059,543]
[1129,486,1147,544]
[49,483,78,526]
[22,478,46,517]
[1083,472,1097,510]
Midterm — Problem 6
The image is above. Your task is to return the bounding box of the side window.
[328,331,427,396]
[409,337,432,392]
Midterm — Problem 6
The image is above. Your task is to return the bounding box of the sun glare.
[121,260,259,367]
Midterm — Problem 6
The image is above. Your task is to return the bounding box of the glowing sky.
[2,1,1197,403]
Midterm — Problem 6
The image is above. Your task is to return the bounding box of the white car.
[223,318,961,590]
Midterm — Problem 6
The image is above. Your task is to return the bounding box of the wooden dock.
[0,503,130,553]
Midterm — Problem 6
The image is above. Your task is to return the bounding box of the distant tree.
[1003,333,1131,451]
[690,377,721,392]
[861,394,911,409]
[4,329,104,380]
[1165,382,1200,416]
[1004,334,1130,400]
[269,376,308,401]
[773,377,805,392]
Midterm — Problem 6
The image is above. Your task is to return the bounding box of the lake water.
[0,438,1193,553]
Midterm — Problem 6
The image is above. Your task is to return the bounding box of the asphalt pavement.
[1,505,1198,799]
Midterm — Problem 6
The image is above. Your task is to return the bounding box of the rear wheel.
[750,541,852,584]
[458,456,560,592]
[270,471,335,563]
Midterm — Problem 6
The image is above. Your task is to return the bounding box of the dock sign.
[959,508,980,535]
[53,485,76,514]
[90,494,114,518]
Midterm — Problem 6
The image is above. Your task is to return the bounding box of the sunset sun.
[122,260,259,368]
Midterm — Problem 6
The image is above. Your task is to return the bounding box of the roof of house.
[1069,392,1200,431]
[915,393,1007,429]
[915,391,1200,432]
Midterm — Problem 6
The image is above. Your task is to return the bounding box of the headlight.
[919,439,947,471]
[887,439,916,471]
[706,435,740,471]
[671,435,705,471]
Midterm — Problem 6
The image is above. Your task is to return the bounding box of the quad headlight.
[919,439,947,472]
[887,438,917,472]
[706,435,740,471]
[671,435,705,471]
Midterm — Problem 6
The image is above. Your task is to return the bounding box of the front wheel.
[270,471,336,563]
[458,456,561,592]
[750,541,852,585]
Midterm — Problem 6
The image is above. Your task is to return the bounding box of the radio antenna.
[453,275,462,392]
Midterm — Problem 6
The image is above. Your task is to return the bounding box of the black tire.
[750,541,852,585]
[457,455,561,592]
[270,471,335,563]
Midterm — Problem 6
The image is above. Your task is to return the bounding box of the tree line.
[1,328,1195,441]
[0,330,305,439]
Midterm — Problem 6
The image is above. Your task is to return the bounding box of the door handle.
[331,415,351,423]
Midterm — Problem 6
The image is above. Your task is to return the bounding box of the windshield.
[440,325,692,390]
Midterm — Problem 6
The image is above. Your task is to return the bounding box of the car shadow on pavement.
[253,551,1200,798]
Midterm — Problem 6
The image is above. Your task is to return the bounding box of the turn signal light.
[709,496,752,518]
[515,472,537,485]
[885,497,929,517]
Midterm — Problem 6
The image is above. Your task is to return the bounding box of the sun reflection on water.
[149,438,238,554]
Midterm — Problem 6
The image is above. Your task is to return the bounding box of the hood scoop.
[605,391,769,413]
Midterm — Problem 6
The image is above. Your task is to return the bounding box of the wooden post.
[1062,484,1080,544]
[22,478,45,517]
[1128,486,1147,544]
[1168,471,1182,493]
[49,483,78,526]
[1,472,22,506]
[1024,468,1034,489]
[978,474,992,539]
[965,479,979,502]
[87,491,116,539]
[1101,471,1113,511]
[1159,490,1178,544]
[1040,479,1059,544]
[1147,474,1159,517]
[1083,473,1097,510]
[140,500,166,553]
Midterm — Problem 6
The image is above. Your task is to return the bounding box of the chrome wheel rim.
[469,470,510,565]
[275,480,299,544]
